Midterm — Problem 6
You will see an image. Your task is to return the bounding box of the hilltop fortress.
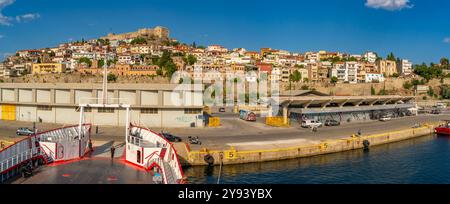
[101,26,169,41]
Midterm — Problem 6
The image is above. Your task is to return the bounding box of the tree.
[97,39,110,45]
[440,57,449,68]
[184,54,197,66]
[289,70,302,83]
[78,57,92,67]
[330,76,338,84]
[378,89,387,95]
[156,69,163,76]
[427,87,435,97]
[391,73,400,78]
[130,37,147,45]
[414,63,443,81]
[441,85,450,99]
[98,59,105,68]
[387,52,396,61]
[403,81,413,90]
[371,86,376,95]
[156,51,178,78]
[107,73,117,82]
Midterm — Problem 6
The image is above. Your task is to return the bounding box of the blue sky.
[0,0,449,63]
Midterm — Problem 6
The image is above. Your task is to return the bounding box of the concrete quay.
[182,122,441,166]
[0,114,447,167]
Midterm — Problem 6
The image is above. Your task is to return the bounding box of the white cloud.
[0,0,15,25]
[444,38,450,44]
[365,0,413,11]
[16,13,40,22]
[0,0,40,25]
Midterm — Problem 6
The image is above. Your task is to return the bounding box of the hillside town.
[0,26,449,95]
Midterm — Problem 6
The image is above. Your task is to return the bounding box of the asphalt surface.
[1,113,448,151]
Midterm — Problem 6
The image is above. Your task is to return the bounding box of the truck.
[239,110,257,122]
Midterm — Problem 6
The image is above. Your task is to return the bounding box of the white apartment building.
[397,59,413,76]
[206,45,228,53]
[345,62,360,84]
[281,67,291,83]
[118,55,133,65]
[72,52,98,60]
[225,53,253,64]
[364,52,378,64]
[271,67,282,81]
[305,52,319,62]
[365,73,385,83]
[333,62,346,82]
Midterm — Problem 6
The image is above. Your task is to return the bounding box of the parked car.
[188,136,202,145]
[301,120,323,128]
[325,120,340,126]
[219,107,226,112]
[16,127,34,136]
[160,132,182,142]
[379,116,392,122]
[431,109,441,115]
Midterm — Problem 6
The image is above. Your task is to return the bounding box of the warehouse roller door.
[1,104,16,121]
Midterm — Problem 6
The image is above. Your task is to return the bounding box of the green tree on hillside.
[330,76,338,84]
[440,57,449,69]
[184,54,197,66]
[107,73,117,82]
[387,52,396,61]
[78,57,92,67]
[290,70,302,83]
[130,37,147,45]
[98,59,105,68]
[414,63,443,81]
[156,51,178,78]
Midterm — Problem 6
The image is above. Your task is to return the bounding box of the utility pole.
[102,50,109,104]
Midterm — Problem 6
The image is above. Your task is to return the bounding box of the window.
[98,107,115,113]
[141,108,158,114]
[37,105,52,111]
[75,107,92,112]
[184,108,202,115]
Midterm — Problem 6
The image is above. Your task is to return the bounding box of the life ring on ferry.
[204,154,215,165]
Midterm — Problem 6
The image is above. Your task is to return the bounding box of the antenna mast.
[102,50,109,104]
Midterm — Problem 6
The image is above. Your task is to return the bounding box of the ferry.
[0,104,185,184]
[0,56,184,184]
[435,120,450,136]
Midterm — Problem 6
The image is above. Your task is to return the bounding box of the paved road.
[1,114,448,150]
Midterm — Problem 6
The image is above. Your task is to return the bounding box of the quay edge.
[181,123,440,166]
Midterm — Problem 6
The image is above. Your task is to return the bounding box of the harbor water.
[184,135,450,184]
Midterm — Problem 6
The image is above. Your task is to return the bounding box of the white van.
[301,120,323,128]
[436,103,447,109]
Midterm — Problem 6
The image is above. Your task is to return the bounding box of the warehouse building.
[0,83,204,128]
[273,90,416,124]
